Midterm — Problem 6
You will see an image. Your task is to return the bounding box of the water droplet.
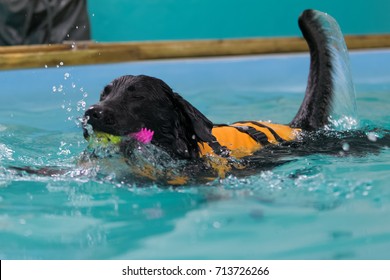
[44,65,48,68]
[60,61,64,66]
[77,100,87,111]
[58,149,71,156]
[342,142,350,151]
[367,132,377,142]
[64,73,70,80]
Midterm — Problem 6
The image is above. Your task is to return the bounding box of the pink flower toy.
[130,128,154,144]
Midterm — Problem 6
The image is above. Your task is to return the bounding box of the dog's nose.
[85,106,103,121]
[84,106,116,126]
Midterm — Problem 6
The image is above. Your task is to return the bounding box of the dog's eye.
[100,85,112,100]
[127,85,136,92]
[127,86,145,100]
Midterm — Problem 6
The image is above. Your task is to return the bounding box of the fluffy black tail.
[290,9,357,131]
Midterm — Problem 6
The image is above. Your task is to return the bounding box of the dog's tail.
[290,9,357,131]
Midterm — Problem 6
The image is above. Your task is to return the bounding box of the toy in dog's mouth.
[129,128,154,144]
[85,128,154,147]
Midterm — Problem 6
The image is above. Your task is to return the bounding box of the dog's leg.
[290,9,357,130]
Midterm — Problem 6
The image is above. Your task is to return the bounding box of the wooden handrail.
[0,34,389,70]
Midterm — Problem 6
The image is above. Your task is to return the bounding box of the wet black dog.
[81,10,388,184]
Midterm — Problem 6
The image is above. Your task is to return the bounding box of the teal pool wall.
[88,0,390,42]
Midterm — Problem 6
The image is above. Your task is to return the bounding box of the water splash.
[0,143,14,161]
[327,115,359,131]
[51,72,89,126]
[57,141,72,156]
[314,11,358,129]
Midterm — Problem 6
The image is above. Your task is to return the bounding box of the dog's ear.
[170,91,215,144]
[156,80,216,158]
[165,91,214,142]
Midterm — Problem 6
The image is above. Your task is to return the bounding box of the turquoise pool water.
[0,50,389,259]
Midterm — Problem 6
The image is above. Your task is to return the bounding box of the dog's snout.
[85,106,103,121]
[84,106,116,127]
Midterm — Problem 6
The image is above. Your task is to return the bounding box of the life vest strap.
[231,125,270,146]
[234,121,286,142]
[206,138,230,157]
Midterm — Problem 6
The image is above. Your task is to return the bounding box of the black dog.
[82,10,389,184]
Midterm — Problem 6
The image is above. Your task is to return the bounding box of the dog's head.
[83,75,215,159]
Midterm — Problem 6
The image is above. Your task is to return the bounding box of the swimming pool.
[0,49,389,259]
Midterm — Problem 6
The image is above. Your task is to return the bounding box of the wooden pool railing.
[0,34,389,70]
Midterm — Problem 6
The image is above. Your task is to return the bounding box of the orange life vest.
[198,121,301,158]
